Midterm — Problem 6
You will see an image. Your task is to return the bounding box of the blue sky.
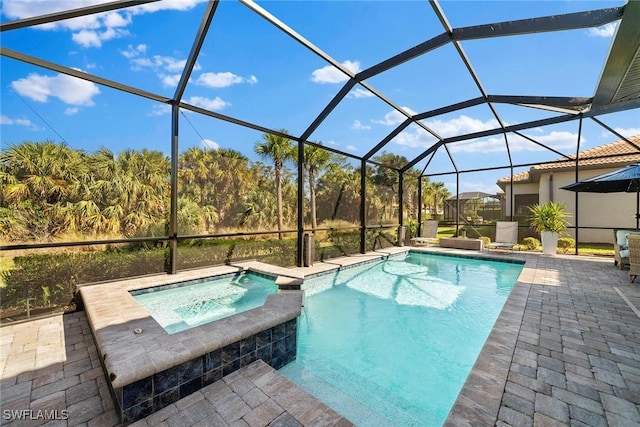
[1,0,639,195]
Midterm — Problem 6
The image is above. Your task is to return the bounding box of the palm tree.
[254,130,294,239]
[428,181,450,219]
[300,143,331,230]
[1,141,90,240]
[316,157,360,223]
[211,148,249,228]
[93,148,170,237]
[371,152,409,223]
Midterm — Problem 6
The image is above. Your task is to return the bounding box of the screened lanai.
[1,0,640,320]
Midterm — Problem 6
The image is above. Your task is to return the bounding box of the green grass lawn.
[435,226,614,257]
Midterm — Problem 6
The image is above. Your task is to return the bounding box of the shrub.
[557,237,576,253]
[522,237,540,251]
[0,249,166,316]
[479,236,491,247]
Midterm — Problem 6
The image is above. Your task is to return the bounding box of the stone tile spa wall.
[114,318,297,424]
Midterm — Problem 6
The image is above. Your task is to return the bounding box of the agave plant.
[528,201,570,234]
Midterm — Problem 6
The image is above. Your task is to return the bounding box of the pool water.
[133,273,278,334]
[280,252,523,426]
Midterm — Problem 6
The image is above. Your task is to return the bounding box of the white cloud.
[196,72,258,88]
[124,49,201,86]
[121,44,147,59]
[460,180,502,194]
[72,30,101,47]
[348,88,374,98]
[64,107,79,115]
[102,11,130,28]
[351,120,371,130]
[587,22,617,38]
[393,124,436,148]
[1,115,38,130]
[150,104,171,116]
[532,131,581,149]
[152,55,188,73]
[70,23,129,47]
[11,72,100,106]
[311,60,361,84]
[448,130,579,154]
[160,74,182,87]
[187,96,230,111]
[388,115,581,154]
[372,107,417,126]
[425,114,500,138]
[201,139,220,150]
[146,56,198,73]
[346,145,357,152]
[612,127,640,138]
[130,0,207,13]
[1,0,206,47]
[130,57,154,70]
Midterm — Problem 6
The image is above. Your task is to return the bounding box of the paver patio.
[1,250,639,426]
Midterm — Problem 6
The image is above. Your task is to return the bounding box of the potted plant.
[527,201,571,255]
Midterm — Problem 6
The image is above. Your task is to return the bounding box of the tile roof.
[497,134,640,186]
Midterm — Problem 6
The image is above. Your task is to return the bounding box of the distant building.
[444,191,502,224]
[497,135,640,243]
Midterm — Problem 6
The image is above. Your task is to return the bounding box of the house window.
[515,194,538,217]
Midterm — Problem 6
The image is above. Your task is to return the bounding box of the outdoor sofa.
[614,229,640,269]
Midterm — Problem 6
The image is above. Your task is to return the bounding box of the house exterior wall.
[503,182,538,217]
[503,167,637,243]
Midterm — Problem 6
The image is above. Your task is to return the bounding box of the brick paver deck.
[1,251,639,426]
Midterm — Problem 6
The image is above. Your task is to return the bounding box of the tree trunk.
[276,164,283,239]
[309,169,317,230]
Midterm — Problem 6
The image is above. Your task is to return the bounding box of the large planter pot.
[541,231,559,255]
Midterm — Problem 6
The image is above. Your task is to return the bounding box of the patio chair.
[410,220,439,246]
[628,234,640,283]
[486,221,518,251]
[613,229,640,269]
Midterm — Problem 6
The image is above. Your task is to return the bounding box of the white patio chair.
[410,220,439,246]
[486,221,519,251]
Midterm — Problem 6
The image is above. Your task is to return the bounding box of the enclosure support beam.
[398,172,404,246]
[509,166,514,221]
[168,105,180,274]
[297,140,305,267]
[418,177,423,236]
[574,117,583,255]
[360,159,367,254]
[456,173,460,235]
[0,0,160,32]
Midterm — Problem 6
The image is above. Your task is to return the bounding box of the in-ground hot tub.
[79,262,303,425]
[131,272,279,334]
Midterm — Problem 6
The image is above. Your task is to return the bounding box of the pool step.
[280,355,431,426]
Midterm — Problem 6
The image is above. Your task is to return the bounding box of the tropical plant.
[428,181,450,219]
[254,130,294,239]
[527,201,570,234]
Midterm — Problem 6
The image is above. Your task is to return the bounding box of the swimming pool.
[132,272,278,334]
[280,252,523,426]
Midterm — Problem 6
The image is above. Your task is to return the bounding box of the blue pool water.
[280,252,523,426]
[133,273,278,334]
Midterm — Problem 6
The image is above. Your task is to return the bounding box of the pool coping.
[79,261,304,389]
